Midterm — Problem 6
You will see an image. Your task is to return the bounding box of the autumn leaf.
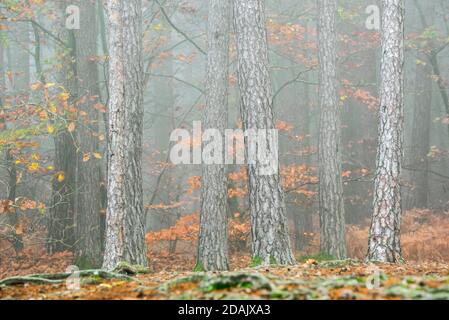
[15,224,24,236]
[44,82,56,89]
[47,124,55,134]
[93,103,108,113]
[58,92,70,103]
[48,102,58,113]
[83,153,91,162]
[28,162,40,172]
[342,171,352,178]
[67,122,76,133]
[57,172,65,183]
[93,152,102,160]
[31,82,42,91]
[39,110,49,120]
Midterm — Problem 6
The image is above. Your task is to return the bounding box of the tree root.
[0,270,137,287]
[158,272,275,294]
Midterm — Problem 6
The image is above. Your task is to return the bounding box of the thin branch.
[153,0,206,55]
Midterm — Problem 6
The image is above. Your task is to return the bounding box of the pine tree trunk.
[367,0,404,263]
[317,0,347,259]
[73,0,103,268]
[197,0,231,271]
[234,0,295,266]
[103,0,147,270]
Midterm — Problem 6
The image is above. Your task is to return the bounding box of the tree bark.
[234,0,295,266]
[197,0,231,271]
[73,0,103,268]
[317,0,347,259]
[103,0,147,270]
[367,0,405,263]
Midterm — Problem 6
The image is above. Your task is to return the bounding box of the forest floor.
[1,259,449,300]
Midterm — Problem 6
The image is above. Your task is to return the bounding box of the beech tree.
[317,0,347,259]
[103,0,147,270]
[234,0,295,266]
[367,0,405,263]
[197,0,231,271]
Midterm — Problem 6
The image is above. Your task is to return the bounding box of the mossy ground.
[1,260,448,300]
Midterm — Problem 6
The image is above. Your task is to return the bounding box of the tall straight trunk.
[367,0,404,263]
[197,0,231,271]
[73,0,103,268]
[317,0,347,259]
[103,0,147,270]
[234,0,295,266]
[47,2,77,254]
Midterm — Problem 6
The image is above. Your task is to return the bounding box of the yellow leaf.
[48,102,58,113]
[57,172,65,182]
[93,152,102,159]
[44,82,56,88]
[47,124,55,134]
[28,162,40,172]
[31,153,40,161]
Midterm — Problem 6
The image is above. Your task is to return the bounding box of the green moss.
[297,252,336,263]
[193,262,205,272]
[200,273,273,293]
[249,256,263,268]
[113,262,150,275]
[80,275,102,285]
[249,256,280,267]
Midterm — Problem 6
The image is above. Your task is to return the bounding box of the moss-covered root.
[200,273,275,293]
[113,262,151,275]
[0,269,137,287]
[158,272,275,296]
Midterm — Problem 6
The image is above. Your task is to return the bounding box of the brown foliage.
[346,209,449,262]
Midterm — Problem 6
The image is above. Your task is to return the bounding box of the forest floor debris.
[1,260,448,300]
